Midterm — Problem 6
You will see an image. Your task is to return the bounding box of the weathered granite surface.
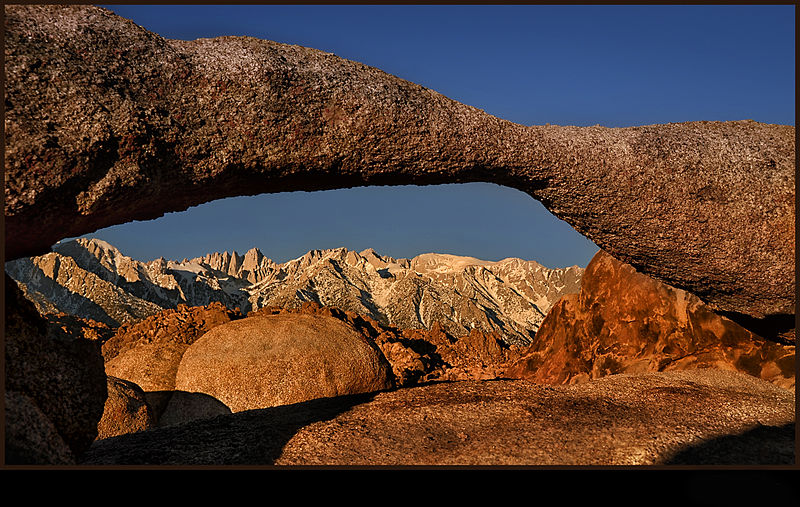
[81,369,795,466]
[174,313,394,411]
[4,275,107,462]
[4,5,795,336]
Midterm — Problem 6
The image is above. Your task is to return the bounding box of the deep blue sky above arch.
[79,4,795,268]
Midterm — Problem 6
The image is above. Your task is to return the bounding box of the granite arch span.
[4,5,795,336]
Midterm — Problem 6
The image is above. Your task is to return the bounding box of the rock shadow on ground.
[662,422,795,465]
[81,391,379,465]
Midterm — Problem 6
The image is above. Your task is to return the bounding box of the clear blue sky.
[78,4,794,268]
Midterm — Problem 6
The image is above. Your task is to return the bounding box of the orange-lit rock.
[505,251,795,389]
[102,302,242,392]
[174,313,394,411]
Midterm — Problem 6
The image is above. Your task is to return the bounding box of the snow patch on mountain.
[7,238,584,345]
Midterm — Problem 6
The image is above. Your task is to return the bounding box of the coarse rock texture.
[504,251,796,389]
[102,302,242,392]
[4,5,795,340]
[80,369,795,466]
[95,376,156,440]
[43,312,115,343]
[4,390,76,465]
[174,313,394,411]
[251,302,526,386]
[152,390,232,428]
[4,274,108,462]
[98,303,241,430]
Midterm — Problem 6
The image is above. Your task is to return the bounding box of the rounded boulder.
[174,313,394,411]
[96,377,156,440]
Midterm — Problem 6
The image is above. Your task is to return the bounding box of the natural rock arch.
[4,5,795,336]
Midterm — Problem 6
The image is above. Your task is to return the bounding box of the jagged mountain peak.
[244,246,263,257]
[8,238,584,345]
[54,237,120,259]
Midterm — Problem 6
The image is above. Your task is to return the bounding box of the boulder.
[504,251,795,389]
[80,369,796,465]
[4,390,75,465]
[174,313,394,411]
[103,302,241,392]
[5,274,107,460]
[96,376,156,440]
[155,391,232,428]
[4,5,794,339]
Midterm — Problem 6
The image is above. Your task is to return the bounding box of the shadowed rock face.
[4,275,107,462]
[4,390,75,465]
[96,376,156,440]
[4,5,794,333]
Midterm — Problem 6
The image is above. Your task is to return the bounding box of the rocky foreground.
[6,245,795,466]
[83,370,794,466]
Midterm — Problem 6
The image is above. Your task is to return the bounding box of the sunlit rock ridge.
[6,238,584,345]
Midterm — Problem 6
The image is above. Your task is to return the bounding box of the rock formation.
[8,237,583,345]
[4,5,795,339]
[102,302,242,392]
[3,4,796,466]
[81,369,795,466]
[96,376,156,440]
[252,301,527,386]
[504,251,795,389]
[174,313,394,411]
[4,274,107,464]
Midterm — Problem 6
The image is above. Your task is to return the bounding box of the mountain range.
[5,238,584,345]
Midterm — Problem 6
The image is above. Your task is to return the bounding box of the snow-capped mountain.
[6,238,584,345]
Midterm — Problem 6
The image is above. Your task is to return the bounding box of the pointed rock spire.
[242,247,264,271]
